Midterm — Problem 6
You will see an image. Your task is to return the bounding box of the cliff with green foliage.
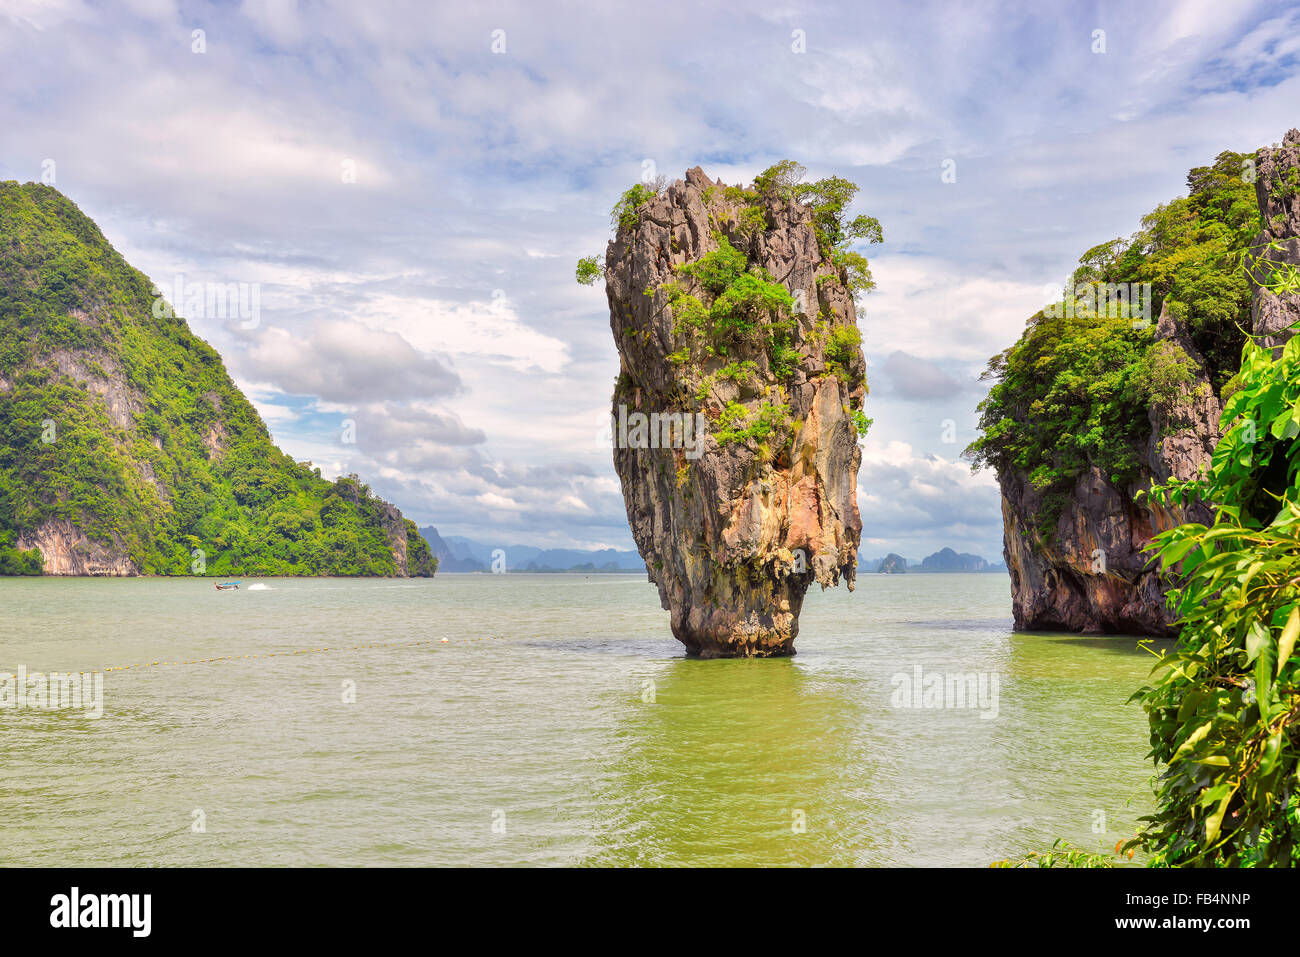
[1000,131,1300,868]
[967,147,1266,633]
[0,182,435,577]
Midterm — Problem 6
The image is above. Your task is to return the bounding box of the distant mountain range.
[419,527,644,573]
[421,527,1005,576]
[861,547,1007,574]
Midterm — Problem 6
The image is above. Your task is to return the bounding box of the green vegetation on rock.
[966,313,1175,522]
[825,325,863,382]
[0,528,41,574]
[611,183,657,232]
[714,399,793,450]
[668,235,796,360]
[575,255,601,286]
[752,160,882,295]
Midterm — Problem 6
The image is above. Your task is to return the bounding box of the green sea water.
[0,573,1159,866]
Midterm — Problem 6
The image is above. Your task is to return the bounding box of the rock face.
[1000,132,1300,634]
[17,519,139,576]
[332,475,436,577]
[604,167,866,657]
[1249,128,1300,351]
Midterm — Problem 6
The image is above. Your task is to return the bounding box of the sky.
[2,0,1299,560]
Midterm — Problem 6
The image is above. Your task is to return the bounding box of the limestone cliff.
[998,302,1221,634]
[602,166,869,657]
[993,132,1300,634]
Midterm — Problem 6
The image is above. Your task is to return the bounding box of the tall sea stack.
[601,166,869,657]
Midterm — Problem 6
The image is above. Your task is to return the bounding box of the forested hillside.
[0,182,434,577]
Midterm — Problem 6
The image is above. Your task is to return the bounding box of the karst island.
[578,162,879,657]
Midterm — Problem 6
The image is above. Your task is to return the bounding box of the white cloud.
[857,439,1003,558]
[3,0,1297,551]
[861,256,1053,364]
[239,320,462,402]
[357,293,569,375]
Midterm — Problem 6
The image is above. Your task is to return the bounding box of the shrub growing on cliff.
[575,255,602,286]
[1133,328,1300,866]
[714,399,793,450]
[610,183,657,231]
[666,235,795,358]
[849,408,873,436]
[676,235,748,294]
[0,541,42,574]
[765,327,801,380]
[788,173,882,254]
[709,271,794,343]
[1143,339,1206,412]
[965,312,1158,524]
[825,325,863,382]
[1069,150,1258,392]
[717,360,757,384]
[752,159,805,201]
[751,161,883,294]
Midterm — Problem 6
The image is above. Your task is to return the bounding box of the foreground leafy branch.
[1132,326,1300,866]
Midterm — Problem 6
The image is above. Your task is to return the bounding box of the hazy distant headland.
[423,526,1006,576]
[420,526,644,573]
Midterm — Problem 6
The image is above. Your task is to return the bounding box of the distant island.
[421,526,643,573]
[876,553,908,574]
[860,548,1007,574]
[420,529,1011,576]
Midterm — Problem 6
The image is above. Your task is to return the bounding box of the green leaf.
[1205,784,1237,845]
[1254,647,1274,718]
[1246,622,1270,663]
[1277,605,1299,677]
[1260,733,1282,776]
[1171,720,1214,763]
[1161,537,1199,568]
